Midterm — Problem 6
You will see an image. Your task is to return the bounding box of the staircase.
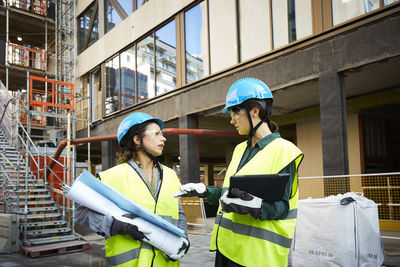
[0,129,78,246]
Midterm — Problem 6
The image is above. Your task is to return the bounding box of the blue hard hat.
[117,112,164,146]
[221,77,273,114]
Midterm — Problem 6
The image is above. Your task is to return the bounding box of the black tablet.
[228,174,290,203]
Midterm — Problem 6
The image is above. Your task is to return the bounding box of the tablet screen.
[228,174,290,202]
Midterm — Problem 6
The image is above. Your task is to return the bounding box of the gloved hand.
[110,214,151,241]
[173,183,207,198]
[220,188,262,219]
[163,236,190,261]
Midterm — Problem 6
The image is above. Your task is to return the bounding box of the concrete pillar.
[179,114,200,184]
[319,72,349,176]
[319,72,350,195]
[101,140,116,171]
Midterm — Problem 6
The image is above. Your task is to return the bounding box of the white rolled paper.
[65,179,182,255]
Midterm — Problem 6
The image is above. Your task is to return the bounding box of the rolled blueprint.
[64,170,184,255]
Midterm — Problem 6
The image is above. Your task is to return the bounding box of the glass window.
[209,0,237,73]
[271,0,311,48]
[238,0,271,62]
[295,0,312,40]
[272,0,288,48]
[78,3,99,53]
[136,0,144,9]
[155,20,176,95]
[105,0,122,33]
[332,0,379,26]
[384,0,399,4]
[105,0,132,33]
[120,0,133,15]
[105,55,120,115]
[185,2,208,83]
[288,0,296,42]
[90,68,101,121]
[137,35,155,102]
[120,46,136,108]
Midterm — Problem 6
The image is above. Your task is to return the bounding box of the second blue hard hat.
[222,77,273,114]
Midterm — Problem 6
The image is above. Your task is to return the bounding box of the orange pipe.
[162,128,240,137]
[46,128,241,179]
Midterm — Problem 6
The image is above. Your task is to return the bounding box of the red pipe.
[162,128,240,137]
[46,128,241,179]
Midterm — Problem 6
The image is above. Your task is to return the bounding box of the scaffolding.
[7,0,47,16]
[56,0,75,83]
[0,0,89,250]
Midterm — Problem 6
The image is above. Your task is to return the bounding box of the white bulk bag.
[291,192,385,267]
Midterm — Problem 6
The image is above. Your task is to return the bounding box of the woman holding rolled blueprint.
[76,112,189,266]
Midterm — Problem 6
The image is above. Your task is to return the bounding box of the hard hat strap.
[244,103,255,147]
[245,101,269,147]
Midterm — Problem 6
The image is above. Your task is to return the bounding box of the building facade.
[75,0,400,224]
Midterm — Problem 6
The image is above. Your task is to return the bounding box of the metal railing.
[0,81,19,145]
[7,0,47,16]
[7,42,47,71]
[0,78,75,243]
[30,75,75,110]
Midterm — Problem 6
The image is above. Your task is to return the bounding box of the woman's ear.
[133,135,141,146]
[251,106,260,118]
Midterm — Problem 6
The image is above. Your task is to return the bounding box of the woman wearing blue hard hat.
[177,78,304,267]
[76,112,189,266]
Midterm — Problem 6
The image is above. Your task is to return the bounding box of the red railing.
[30,76,75,110]
[8,0,47,16]
[7,42,47,71]
[19,102,47,126]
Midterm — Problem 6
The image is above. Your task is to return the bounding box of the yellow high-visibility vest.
[210,138,303,267]
[99,163,182,267]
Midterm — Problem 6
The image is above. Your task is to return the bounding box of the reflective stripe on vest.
[99,163,181,267]
[210,138,303,267]
[107,242,154,266]
[215,214,292,248]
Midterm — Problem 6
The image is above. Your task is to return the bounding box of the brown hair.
[241,99,279,133]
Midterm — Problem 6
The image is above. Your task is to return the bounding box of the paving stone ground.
[0,219,399,267]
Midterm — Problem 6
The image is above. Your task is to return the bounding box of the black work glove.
[220,188,263,219]
[110,214,148,241]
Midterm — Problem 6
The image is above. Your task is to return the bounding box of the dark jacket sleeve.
[75,204,114,238]
[205,187,223,206]
[178,199,188,234]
